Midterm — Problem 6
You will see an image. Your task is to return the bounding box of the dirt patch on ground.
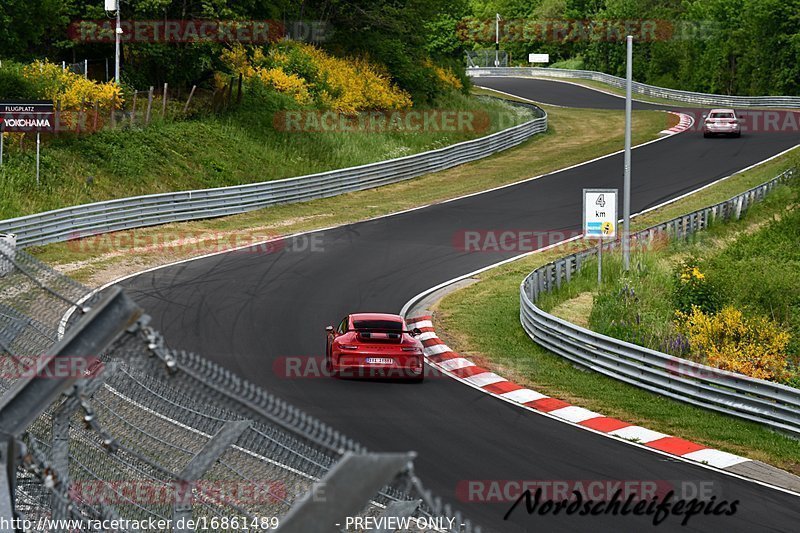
[549,292,594,328]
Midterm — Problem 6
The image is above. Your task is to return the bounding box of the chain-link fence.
[465,50,508,68]
[0,239,481,532]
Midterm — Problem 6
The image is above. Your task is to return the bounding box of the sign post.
[0,100,55,185]
[36,133,41,186]
[583,189,618,284]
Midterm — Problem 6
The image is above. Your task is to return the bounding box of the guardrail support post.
[555,261,563,289]
[565,256,573,283]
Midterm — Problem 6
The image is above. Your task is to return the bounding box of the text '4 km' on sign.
[583,188,618,239]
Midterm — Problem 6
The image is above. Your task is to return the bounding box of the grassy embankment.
[0,91,531,219]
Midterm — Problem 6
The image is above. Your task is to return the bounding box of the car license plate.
[365,357,394,365]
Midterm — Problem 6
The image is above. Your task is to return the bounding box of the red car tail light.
[401,347,421,352]
[340,345,359,350]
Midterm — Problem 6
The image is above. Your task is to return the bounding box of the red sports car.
[326,313,424,381]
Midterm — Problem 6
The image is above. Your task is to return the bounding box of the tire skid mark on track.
[406,315,751,471]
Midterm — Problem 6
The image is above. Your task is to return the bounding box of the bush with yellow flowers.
[21,60,122,112]
[675,305,790,381]
[220,42,412,113]
[256,68,312,106]
[424,59,463,91]
[672,255,721,314]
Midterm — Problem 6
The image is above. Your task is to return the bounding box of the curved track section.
[122,79,799,532]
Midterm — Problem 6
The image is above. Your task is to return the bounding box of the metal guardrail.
[468,67,800,108]
[1,103,546,248]
[519,168,800,437]
[0,241,482,531]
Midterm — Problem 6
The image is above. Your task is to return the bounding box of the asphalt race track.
[122,78,800,532]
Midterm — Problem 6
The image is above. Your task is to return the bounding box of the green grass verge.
[31,100,669,286]
[0,91,531,219]
[435,146,800,474]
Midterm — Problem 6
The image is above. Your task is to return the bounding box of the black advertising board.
[0,100,55,133]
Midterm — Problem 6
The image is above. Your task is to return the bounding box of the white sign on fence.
[583,189,618,239]
[528,54,550,63]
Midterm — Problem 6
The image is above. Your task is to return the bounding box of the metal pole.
[84,59,88,79]
[623,35,633,271]
[36,133,40,186]
[115,1,121,84]
[597,239,602,284]
[495,14,500,67]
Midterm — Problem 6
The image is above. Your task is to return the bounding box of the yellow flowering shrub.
[22,60,122,111]
[221,42,412,112]
[424,60,463,90]
[256,68,312,105]
[675,306,790,381]
[220,45,255,78]
[672,256,720,314]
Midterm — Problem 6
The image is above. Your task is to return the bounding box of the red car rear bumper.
[333,353,424,379]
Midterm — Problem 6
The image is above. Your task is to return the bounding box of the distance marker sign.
[583,188,618,239]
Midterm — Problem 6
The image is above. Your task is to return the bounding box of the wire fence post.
[183,85,196,114]
[131,91,138,125]
[145,86,154,125]
[54,100,61,134]
[161,82,168,118]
